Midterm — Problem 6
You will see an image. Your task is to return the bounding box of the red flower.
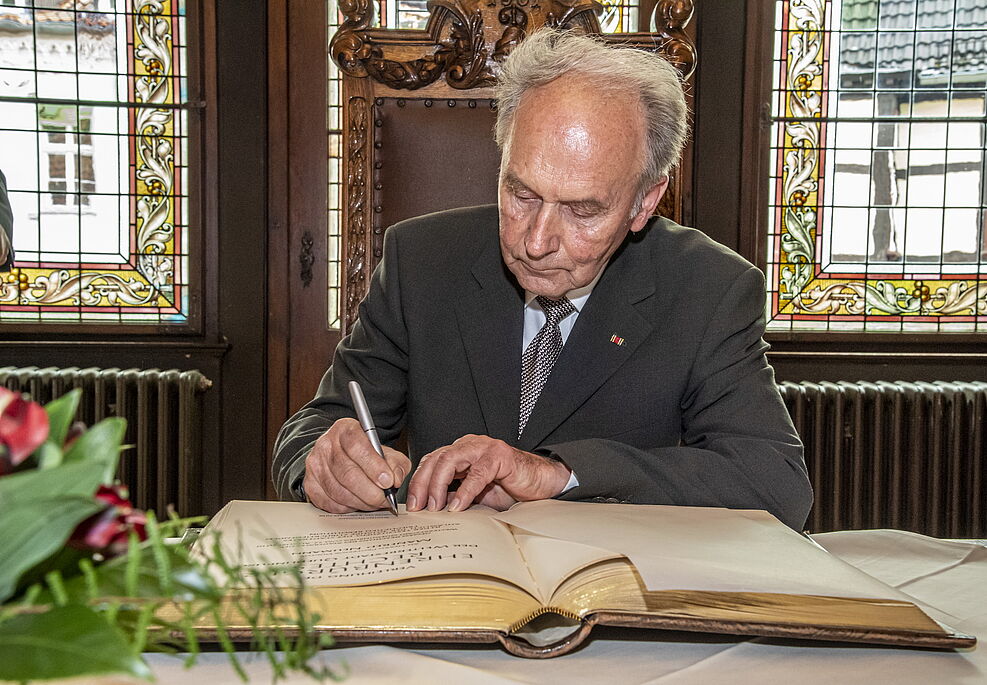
[0,387,49,474]
[70,485,148,558]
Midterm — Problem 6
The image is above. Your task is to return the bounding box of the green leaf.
[63,417,126,484]
[0,604,152,682]
[61,542,221,604]
[35,441,64,469]
[0,496,103,602]
[0,460,104,507]
[44,389,81,448]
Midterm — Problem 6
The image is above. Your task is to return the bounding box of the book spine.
[508,606,580,634]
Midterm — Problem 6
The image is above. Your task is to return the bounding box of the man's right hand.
[303,418,411,513]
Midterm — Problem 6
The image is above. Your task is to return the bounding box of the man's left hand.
[406,435,571,512]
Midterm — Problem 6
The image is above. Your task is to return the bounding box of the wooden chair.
[330,0,697,332]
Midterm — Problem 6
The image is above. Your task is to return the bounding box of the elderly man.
[273,29,813,530]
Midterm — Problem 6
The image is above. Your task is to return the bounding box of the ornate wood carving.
[344,96,371,329]
[299,230,315,287]
[330,0,603,91]
[650,0,696,79]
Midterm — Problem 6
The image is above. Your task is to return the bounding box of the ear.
[629,177,669,233]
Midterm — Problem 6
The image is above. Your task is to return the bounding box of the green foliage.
[63,416,127,484]
[6,514,343,683]
[0,459,105,507]
[0,604,153,682]
[0,391,343,682]
[0,494,102,602]
[42,389,81,450]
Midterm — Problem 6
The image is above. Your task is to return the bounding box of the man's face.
[498,76,667,299]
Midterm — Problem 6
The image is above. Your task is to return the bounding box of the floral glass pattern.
[0,0,190,325]
[767,0,987,332]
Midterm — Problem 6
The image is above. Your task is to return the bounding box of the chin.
[516,275,561,298]
[530,285,570,300]
[507,260,571,297]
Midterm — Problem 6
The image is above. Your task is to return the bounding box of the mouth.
[516,260,561,275]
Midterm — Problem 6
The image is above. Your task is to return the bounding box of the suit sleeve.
[0,169,14,272]
[271,228,410,501]
[547,267,814,531]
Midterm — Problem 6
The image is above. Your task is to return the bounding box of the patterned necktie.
[519,295,576,437]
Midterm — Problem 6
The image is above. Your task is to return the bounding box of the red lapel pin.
[609,334,625,346]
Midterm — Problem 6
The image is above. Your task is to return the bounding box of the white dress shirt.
[521,268,604,493]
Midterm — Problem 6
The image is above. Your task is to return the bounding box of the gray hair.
[495,29,688,192]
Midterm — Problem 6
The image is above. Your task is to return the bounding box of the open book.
[195,499,975,658]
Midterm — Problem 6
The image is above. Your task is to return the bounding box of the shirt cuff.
[559,469,579,494]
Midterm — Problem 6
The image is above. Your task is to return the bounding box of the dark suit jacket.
[273,205,813,530]
[0,169,13,271]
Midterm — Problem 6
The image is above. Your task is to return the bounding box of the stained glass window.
[0,0,192,325]
[767,0,987,332]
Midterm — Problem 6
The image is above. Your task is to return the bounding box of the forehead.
[503,76,646,196]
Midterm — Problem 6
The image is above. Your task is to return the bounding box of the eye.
[567,205,602,220]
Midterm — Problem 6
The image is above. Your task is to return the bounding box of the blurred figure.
[0,169,13,272]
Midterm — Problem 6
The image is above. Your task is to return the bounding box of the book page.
[495,500,913,601]
[511,531,621,600]
[200,500,542,598]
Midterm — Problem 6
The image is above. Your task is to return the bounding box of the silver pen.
[348,380,400,515]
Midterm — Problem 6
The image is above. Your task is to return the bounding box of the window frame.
[0,0,210,336]
[741,0,987,347]
[38,109,96,211]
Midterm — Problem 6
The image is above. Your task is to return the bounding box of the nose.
[524,204,560,259]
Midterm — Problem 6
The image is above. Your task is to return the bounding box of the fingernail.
[448,497,461,512]
[427,495,437,511]
[407,494,418,511]
[378,472,391,488]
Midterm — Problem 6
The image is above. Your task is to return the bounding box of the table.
[144,529,986,684]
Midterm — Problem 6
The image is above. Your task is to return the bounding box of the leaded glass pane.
[767,0,987,333]
[0,0,191,325]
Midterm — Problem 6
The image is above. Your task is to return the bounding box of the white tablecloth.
[144,529,987,684]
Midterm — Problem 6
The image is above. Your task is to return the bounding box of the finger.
[407,450,442,511]
[447,459,497,512]
[312,452,385,511]
[428,450,478,511]
[332,452,390,510]
[303,470,355,514]
[303,438,352,512]
[381,446,412,488]
[476,483,517,511]
[337,420,397,489]
[308,422,390,512]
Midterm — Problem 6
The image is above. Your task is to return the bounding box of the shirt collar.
[523,266,605,314]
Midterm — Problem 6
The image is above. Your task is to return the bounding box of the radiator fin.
[779,380,987,538]
[0,366,211,517]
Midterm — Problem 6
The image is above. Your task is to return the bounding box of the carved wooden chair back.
[331,0,696,332]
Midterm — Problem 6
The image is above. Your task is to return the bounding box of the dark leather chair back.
[375,97,501,234]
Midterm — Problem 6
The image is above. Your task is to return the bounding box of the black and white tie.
[519,295,576,437]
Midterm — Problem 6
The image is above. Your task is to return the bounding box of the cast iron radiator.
[0,366,212,517]
[778,381,987,538]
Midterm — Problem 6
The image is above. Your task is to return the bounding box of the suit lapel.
[456,236,526,444]
[518,235,655,450]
